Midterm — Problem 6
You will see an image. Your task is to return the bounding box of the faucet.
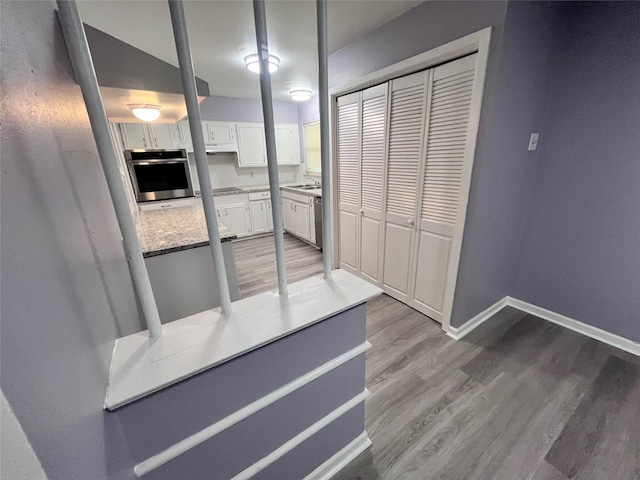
[304,174,321,186]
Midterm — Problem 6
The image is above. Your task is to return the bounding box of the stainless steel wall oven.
[125,149,194,202]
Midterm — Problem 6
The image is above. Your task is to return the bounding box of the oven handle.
[130,160,183,165]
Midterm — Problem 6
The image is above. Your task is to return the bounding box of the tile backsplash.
[188,152,304,193]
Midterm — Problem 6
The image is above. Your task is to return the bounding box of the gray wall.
[450,0,558,326]
[1,1,141,478]
[85,24,209,96]
[198,94,299,123]
[513,2,640,341]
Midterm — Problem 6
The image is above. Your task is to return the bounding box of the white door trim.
[330,27,493,334]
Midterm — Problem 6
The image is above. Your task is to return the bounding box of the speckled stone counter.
[135,204,237,258]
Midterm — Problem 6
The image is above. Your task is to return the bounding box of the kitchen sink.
[287,184,321,190]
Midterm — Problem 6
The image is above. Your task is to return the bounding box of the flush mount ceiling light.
[289,89,313,102]
[128,104,162,122]
[244,54,280,74]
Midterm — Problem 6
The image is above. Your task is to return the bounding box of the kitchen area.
[112,119,324,323]
[75,1,327,324]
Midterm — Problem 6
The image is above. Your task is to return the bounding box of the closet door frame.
[330,27,492,335]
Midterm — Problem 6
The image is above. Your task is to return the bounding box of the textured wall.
[1,1,141,478]
[513,2,640,341]
[450,0,558,326]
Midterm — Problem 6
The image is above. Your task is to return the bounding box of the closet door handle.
[407,219,414,226]
[359,209,364,216]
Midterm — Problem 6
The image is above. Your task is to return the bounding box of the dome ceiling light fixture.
[128,104,162,122]
[289,89,313,102]
[244,54,280,74]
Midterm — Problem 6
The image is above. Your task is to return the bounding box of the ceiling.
[78,0,422,102]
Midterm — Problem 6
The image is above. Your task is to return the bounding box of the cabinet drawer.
[248,191,271,201]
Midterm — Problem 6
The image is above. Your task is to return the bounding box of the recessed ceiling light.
[128,104,162,122]
[289,89,312,102]
[244,54,280,74]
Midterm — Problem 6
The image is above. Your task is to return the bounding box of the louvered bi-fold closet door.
[412,53,479,322]
[382,71,429,302]
[359,84,388,285]
[336,92,361,275]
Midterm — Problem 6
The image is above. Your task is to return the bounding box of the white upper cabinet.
[120,123,178,149]
[275,124,301,165]
[177,121,196,145]
[204,122,238,152]
[236,122,300,167]
[121,123,149,149]
[121,119,300,166]
[150,124,176,149]
[236,123,267,167]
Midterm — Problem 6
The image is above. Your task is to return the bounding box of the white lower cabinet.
[282,190,316,245]
[283,198,296,232]
[221,204,251,237]
[266,200,273,231]
[294,202,311,241]
[249,200,269,234]
[214,193,251,237]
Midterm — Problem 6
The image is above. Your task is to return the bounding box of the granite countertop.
[207,183,301,197]
[280,185,323,197]
[135,203,236,258]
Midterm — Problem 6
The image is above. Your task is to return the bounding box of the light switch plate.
[528,133,539,151]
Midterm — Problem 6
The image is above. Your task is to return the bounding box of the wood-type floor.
[233,233,323,298]
[335,295,640,480]
[233,236,638,479]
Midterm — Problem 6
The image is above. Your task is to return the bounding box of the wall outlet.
[528,133,539,151]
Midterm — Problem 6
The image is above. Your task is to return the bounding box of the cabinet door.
[382,71,428,303]
[275,125,297,165]
[359,84,388,285]
[178,121,192,144]
[120,123,148,149]
[283,198,296,232]
[266,200,274,231]
[294,201,311,241]
[249,201,268,234]
[336,92,360,275]
[236,124,266,167]
[412,54,478,323]
[206,122,235,144]
[149,124,175,149]
[223,204,251,237]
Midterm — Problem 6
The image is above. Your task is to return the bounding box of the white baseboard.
[304,431,372,480]
[505,297,640,356]
[445,296,640,357]
[444,297,509,340]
